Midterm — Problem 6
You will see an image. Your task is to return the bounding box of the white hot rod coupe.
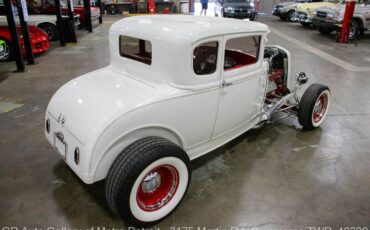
[45,15,331,226]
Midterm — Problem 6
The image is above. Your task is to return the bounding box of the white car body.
[44,15,327,187]
[45,15,332,225]
[45,15,282,184]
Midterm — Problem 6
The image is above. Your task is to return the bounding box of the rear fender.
[92,126,184,182]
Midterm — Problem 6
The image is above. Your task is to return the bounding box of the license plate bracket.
[54,131,67,159]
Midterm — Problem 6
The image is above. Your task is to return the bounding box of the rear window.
[193,41,218,75]
[119,35,152,65]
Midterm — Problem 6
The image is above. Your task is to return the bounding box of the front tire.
[0,39,13,62]
[287,10,295,22]
[105,137,191,227]
[108,5,118,15]
[297,83,331,130]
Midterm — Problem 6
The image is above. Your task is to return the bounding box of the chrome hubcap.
[142,172,161,193]
[313,99,322,114]
[313,93,328,123]
[136,164,179,211]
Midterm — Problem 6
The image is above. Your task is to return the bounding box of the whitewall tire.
[298,83,331,129]
[105,137,191,227]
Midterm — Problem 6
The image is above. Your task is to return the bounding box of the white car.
[45,15,331,226]
[0,2,80,41]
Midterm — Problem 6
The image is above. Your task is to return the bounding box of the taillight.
[74,147,80,165]
[46,118,50,133]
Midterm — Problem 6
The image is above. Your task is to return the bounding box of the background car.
[27,0,100,25]
[312,0,370,39]
[0,25,50,61]
[295,0,343,26]
[0,2,80,41]
[272,0,314,22]
[214,0,256,20]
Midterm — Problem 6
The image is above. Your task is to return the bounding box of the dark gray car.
[214,0,256,20]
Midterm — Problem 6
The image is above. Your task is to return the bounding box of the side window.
[193,41,218,75]
[224,35,261,71]
[119,35,152,65]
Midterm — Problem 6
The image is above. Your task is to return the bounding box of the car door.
[212,33,266,138]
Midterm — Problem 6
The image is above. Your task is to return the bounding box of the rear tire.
[348,20,360,40]
[105,137,191,227]
[298,83,331,130]
[38,23,59,41]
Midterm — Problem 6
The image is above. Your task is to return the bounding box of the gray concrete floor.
[1,15,370,228]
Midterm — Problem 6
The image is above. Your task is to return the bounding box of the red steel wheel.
[136,164,179,211]
[312,93,329,123]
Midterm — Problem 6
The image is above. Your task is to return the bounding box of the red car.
[0,25,50,61]
[27,0,100,25]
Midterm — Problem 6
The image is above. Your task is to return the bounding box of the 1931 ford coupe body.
[45,15,331,226]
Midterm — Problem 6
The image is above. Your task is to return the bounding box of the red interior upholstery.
[224,50,257,71]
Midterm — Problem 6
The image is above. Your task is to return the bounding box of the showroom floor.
[1,15,370,228]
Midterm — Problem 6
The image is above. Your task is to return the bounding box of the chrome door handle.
[222,80,233,87]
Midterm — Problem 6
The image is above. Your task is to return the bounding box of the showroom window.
[193,41,218,75]
[119,35,152,65]
[224,35,261,71]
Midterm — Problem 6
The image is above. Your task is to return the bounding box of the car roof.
[110,15,269,44]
